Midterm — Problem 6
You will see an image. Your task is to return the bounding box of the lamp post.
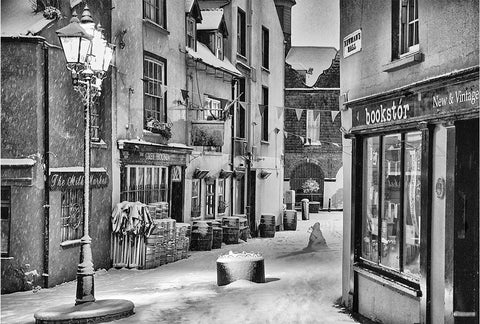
[56,6,113,305]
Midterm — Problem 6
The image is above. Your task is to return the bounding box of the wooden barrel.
[222,216,240,228]
[212,222,223,249]
[223,227,240,244]
[190,221,213,251]
[283,210,297,231]
[238,217,248,241]
[259,214,276,238]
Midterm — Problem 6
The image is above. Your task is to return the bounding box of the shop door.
[170,166,184,223]
[454,119,479,324]
[247,170,256,236]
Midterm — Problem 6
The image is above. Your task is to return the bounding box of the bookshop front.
[345,69,479,324]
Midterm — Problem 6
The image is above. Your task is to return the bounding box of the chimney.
[274,0,296,56]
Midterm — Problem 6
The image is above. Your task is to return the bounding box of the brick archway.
[289,163,325,205]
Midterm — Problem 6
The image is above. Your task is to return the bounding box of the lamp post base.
[33,299,134,324]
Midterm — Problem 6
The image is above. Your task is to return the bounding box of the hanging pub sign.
[343,29,362,58]
[50,171,109,191]
[351,79,479,127]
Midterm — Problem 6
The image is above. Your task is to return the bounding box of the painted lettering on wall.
[365,101,411,125]
[145,152,170,161]
[50,172,109,191]
[433,88,479,108]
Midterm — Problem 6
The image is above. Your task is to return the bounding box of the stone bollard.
[301,198,309,220]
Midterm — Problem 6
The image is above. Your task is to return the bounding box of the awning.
[219,169,233,179]
[0,158,37,186]
[233,169,245,179]
[193,168,209,179]
[260,170,272,179]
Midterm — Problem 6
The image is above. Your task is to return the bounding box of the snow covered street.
[1,211,358,324]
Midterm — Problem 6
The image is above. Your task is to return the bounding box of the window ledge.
[60,239,81,248]
[260,140,270,146]
[91,139,108,149]
[353,264,421,298]
[1,256,14,260]
[382,52,424,72]
[143,19,170,36]
[236,53,248,63]
[261,66,270,73]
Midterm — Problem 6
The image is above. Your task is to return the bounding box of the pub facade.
[340,0,479,323]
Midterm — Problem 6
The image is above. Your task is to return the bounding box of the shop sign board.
[351,79,479,127]
[343,29,362,58]
[50,171,109,191]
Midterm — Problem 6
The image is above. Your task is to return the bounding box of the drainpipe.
[230,79,237,216]
[42,41,50,288]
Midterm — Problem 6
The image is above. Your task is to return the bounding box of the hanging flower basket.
[302,178,320,194]
[146,118,172,140]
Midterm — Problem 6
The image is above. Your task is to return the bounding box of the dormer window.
[215,32,224,60]
[187,17,196,49]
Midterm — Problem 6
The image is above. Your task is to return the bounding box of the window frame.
[237,8,247,57]
[204,97,222,120]
[120,165,169,205]
[90,100,101,142]
[261,86,269,142]
[215,31,224,60]
[191,179,201,215]
[60,188,84,242]
[217,178,226,214]
[235,78,246,139]
[186,16,196,49]
[205,179,216,219]
[261,26,269,69]
[1,186,11,257]
[143,0,166,29]
[306,110,321,145]
[355,128,427,288]
[400,0,419,56]
[143,53,167,126]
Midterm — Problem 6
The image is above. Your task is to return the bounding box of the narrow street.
[1,211,357,324]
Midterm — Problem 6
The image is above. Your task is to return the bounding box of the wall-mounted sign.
[50,171,109,191]
[343,29,362,58]
[351,79,479,128]
[435,177,445,199]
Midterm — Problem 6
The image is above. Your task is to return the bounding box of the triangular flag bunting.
[307,138,312,145]
[295,108,303,121]
[70,0,82,8]
[181,89,189,100]
[313,110,321,121]
[299,136,304,143]
[276,106,284,120]
[259,104,266,116]
[332,143,340,147]
[284,132,288,139]
[331,111,340,122]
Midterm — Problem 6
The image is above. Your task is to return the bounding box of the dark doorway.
[247,170,257,237]
[453,118,479,324]
[290,163,325,207]
[170,166,184,223]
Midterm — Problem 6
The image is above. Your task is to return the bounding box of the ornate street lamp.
[56,6,113,305]
[34,6,133,323]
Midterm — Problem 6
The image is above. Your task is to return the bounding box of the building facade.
[284,50,343,210]
[1,0,113,293]
[340,0,479,323]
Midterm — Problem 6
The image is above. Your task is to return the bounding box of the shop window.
[61,189,84,242]
[361,131,422,279]
[237,8,246,57]
[205,180,215,219]
[1,187,11,256]
[143,0,166,28]
[261,86,269,142]
[392,0,419,59]
[186,16,196,49]
[306,110,321,145]
[215,32,224,60]
[262,26,269,69]
[144,54,166,127]
[120,166,169,204]
[191,179,201,217]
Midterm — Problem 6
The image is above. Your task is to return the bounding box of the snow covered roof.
[286,46,338,86]
[197,9,225,32]
[186,42,241,77]
[0,158,36,167]
[1,0,54,37]
[185,0,202,22]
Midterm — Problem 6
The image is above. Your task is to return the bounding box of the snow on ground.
[1,211,358,324]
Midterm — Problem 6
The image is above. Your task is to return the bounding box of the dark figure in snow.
[304,222,328,251]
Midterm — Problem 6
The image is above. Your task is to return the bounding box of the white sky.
[291,0,340,49]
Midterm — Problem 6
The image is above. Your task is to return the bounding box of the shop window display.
[361,131,421,279]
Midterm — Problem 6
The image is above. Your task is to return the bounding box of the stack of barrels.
[222,216,240,244]
[147,202,169,219]
[235,214,249,242]
[259,214,276,238]
[283,210,297,231]
[190,220,213,251]
[154,219,176,264]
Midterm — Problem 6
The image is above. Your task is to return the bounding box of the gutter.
[42,41,50,288]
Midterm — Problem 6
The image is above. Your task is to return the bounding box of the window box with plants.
[146,118,172,143]
[217,199,228,214]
